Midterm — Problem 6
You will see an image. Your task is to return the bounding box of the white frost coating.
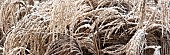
[75,24,92,33]
[0,47,3,50]
[81,19,90,23]
[145,46,161,55]
[126,29,146,55]
[135,29,145,38]
[150,7,157,10]
[154,46,161,55]
[34,1,40,6]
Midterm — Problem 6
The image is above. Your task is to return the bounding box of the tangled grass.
[0,0,170,55]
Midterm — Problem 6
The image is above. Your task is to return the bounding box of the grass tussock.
[0,0,170,55]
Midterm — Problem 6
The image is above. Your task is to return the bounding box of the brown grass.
[0,0,170,55]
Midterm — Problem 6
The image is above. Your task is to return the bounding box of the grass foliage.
[0,0,170,55]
